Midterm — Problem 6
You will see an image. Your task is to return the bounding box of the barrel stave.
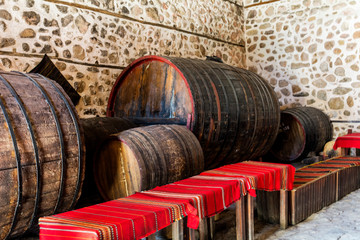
[0,71,84,239]
[76,117,136,208]
[270,107,333,162]
[94,125,204,201]
[107,56,280,169]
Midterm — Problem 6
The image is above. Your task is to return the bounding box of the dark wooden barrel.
[0,71,85,239]
[94,124,204,200]
[270,107,333,162]
[107,56,280,169]
[76,117,136,207]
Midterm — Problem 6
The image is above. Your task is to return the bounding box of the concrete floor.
[263,188,360,240]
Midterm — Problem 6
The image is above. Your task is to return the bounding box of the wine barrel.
[94,124,204,200]
[270,107,333,162]
[0,71,85,239]
[76,117,136,207]
[107,56,280,169]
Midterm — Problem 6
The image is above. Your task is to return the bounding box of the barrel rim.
[270,112,306,161]
[93,135,137,201]
[106,55,195,127]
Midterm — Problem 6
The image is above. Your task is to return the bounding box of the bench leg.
[290,190,296,225]
[246,194,254,240]
[172,219,184,240]
[236,196,246,240]
[340,147,346,156]
[199,218,208,240]
[335,172,339,201]
[280,189,288,229]
[209,216,215,240]
[189,226,196,240]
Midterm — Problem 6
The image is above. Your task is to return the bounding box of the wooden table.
[333,133,360,155]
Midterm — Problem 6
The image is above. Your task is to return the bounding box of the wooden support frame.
[209,216,215,240]
[172,219,184,240]
[198,218,208,240]
[289,173,338,225]
[246,194,254,240]
[340,147,346,157]
[187,196,249,240]
[186,195,253,240]
[235,196,246,240]
[279,189,288,229]
[335,172,339,201]
[290,189,296,225]
[188,228,196,240]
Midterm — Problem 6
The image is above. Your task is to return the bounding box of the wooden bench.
[39,161,294,240]
[260,156,360,226]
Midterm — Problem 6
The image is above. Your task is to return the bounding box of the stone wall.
[245,0,360,137]
[0,0,246,117]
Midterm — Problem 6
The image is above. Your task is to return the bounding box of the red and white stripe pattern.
[39,161,294,240]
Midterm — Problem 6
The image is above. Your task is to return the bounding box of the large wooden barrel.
[94,124,204,200]
[0,71,85,239]
[107,56,280,169]
[269,107,333,162]
[76,117,136,207]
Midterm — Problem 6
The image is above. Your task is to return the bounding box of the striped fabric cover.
[148,175,251,220]
[39,174,252,239]
[324,156,360,166]
[40,192,198,240]
[293,156,360,188]
[333,133,360,149]
[39,161,294,240]
[201,161,295,192]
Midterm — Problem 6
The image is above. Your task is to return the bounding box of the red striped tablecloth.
[40,175,252,239]
[40,192,198,240]
[333,133,360,149]
[149,175,253,220]
[201,161,295,191]
[39,161,294,240]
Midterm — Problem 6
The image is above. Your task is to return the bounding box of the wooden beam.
[280,190,288,229]
[340,147,346,156]
[246,195,254,240]
[335,172,339,201]
[188,228,196,240]
[172,219,184,240]
[199,218,208,240]
[290,190,296,225]
[0,50,125,70]
[236,196,246,240]
[209,216,215,240]
[245,0,280,8]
